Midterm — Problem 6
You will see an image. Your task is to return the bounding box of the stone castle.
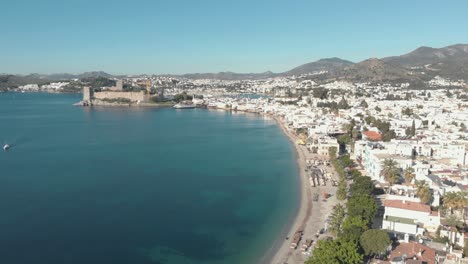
[82,86,149,106]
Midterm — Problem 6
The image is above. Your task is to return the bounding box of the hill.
[383,44,468,80]
[178,71,277,80]
[2,43,468,83]
[283,57,354,76]
[383,44,468,66]
[46,71,114,80]
[336,58,414,82]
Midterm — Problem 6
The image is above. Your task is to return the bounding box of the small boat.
[3,144,10,150]
[173,103,195,109]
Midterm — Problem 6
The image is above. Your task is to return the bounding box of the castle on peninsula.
[80,79,163,106]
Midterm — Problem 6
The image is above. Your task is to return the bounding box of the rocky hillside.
[335,58,415,82]
[383,44,468,80]
[283,57,354,76]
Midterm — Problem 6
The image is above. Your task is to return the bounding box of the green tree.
[446,89,453,98]
[405,92,412,100]
[349,169,362,180]
[360,100,368,108]
[380,158,400,185]
[460,123,466,132]
[312,87,329,99]
[445,214,462,245]
[350,176,374,197]
[306,239,363,264]
[382,130,396,142]
[464,239,468,257]
[329,146,338,159]
[338,134,351,145]
[343,120,356,136]
[411,119,416,136]
[340,155,353,168]
[405,127,412,137]
[173,91,193,102]
[347,195,377,226]
[360,229,391,256]
[341,216,368,232]
[364,115,374,125]
[402,107,413,116]
[329,204,346,236]
[351,129,361,141]
[338,97,350,109]
[337,179,348,201]
[341,223,366,243]
[443,191,468,222]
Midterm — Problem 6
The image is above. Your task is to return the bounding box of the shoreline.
[73,100,175,108]
[261,115,312,264]
[194,107,336,264]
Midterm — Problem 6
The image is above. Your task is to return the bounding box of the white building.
[382,200,440,236]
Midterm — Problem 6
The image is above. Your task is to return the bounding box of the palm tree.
[443,192,465,213]
[404,167,415,185]
[415,180,432,205]
[380,158,400,186]
[444,214,461,246]
[443,191,468,223]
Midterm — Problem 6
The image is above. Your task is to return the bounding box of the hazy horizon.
[2,0,468,75]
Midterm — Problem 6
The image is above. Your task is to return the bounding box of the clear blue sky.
[1,0,467,75]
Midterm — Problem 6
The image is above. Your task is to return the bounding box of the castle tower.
[116,80,123,90]
[146,79,152,93]
[83,86,93,102]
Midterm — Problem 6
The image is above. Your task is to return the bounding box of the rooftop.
[389,241,436,264]
[363,130,383,141]
[384,200,431,213]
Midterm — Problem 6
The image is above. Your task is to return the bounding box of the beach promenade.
[267,116,339,264]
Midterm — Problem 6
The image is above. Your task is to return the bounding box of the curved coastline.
[200,108,336,264]
[260,115,312,264]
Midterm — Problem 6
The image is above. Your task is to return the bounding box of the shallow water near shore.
[0,93,299,264]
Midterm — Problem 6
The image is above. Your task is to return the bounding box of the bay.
[0,93,298,264]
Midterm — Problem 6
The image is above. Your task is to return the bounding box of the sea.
[0,92,299,264]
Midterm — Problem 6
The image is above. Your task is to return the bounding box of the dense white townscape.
[164,74,468,264]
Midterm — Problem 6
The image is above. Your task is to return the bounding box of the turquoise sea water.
[0,93,299,264]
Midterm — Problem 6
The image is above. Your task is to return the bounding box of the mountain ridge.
[2,43,468,82]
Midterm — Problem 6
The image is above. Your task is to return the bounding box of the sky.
[1,0,468,75]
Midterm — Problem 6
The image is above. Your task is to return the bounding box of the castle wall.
[93,91,148,102]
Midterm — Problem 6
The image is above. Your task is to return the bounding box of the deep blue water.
[0,93,298,264]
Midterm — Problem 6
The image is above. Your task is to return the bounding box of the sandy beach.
[264,115,339,264]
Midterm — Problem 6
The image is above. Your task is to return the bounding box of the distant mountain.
[283,57,354,76]
[383,44,468,80]
[0,71,116,89]
[177,58,354,80]
[3,43,468,83]
[46,71,114,80]
[383,44,468,66]
[336,58,414,82]
[0,74,52,89]
[178,71,277,80]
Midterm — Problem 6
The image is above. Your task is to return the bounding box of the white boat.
[173,103,195,109]
[3,144,10,150]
